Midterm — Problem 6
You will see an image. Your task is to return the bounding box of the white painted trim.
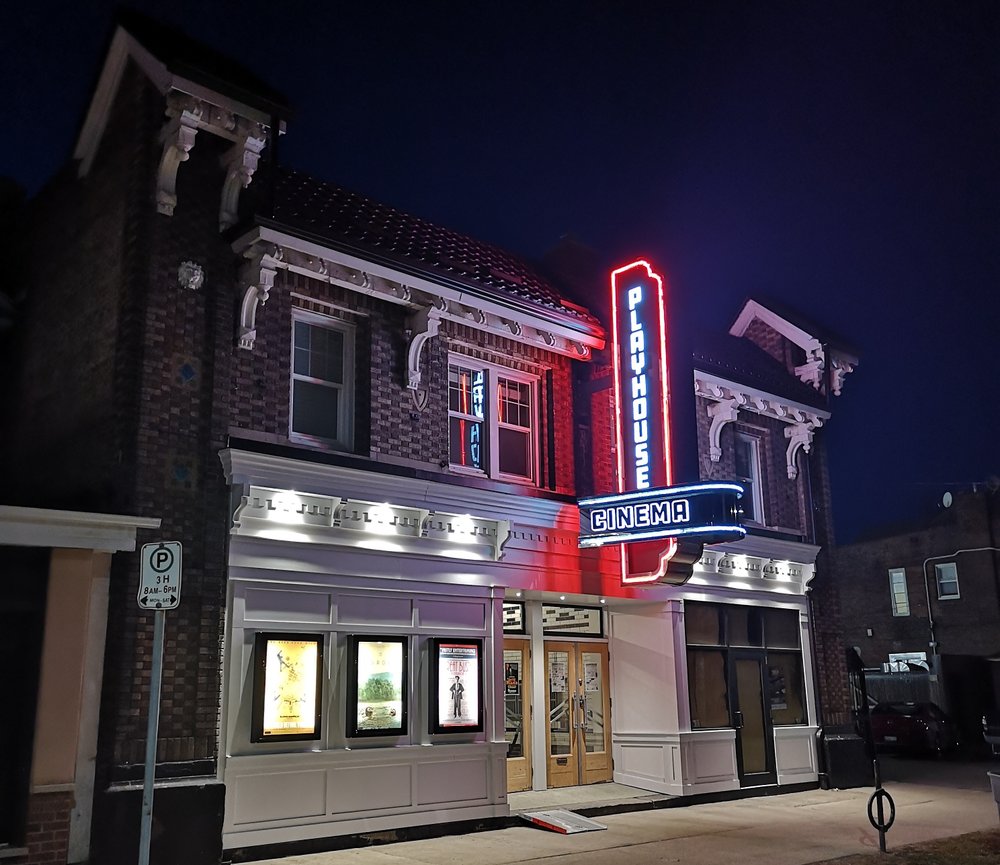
[233,226,604,354]
[67,568,110,864]
[694,370,831,423]
[220,448,579,532]
[74,27,278,178]
[0,506,160,552]
[729,299,823,354]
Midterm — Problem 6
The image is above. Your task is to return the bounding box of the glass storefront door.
[544,642,612,788]
[729,649,777,786]
[503,640,531,792]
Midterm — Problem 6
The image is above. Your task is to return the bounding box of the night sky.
[4,1,998,543]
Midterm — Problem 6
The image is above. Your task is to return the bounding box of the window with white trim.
[889,568,910,616]
[448,359,537,483]
[290,312,354,450]
[935,562,960,600]
[735,432,764,523]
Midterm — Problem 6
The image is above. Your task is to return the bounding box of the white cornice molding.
[74,25,281,224]
[730,300,822,355]
[232,227,604,361]
[694,370,830,479]
[219,448,581,532]
[0,506,161,552]
[729,299,858,396]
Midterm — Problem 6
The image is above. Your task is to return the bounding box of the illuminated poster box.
[250,633,324,742]
[430,638,484,734]
[347,635,408,737]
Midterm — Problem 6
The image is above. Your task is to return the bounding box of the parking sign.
[138,542,183,610]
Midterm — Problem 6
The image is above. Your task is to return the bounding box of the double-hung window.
[735,432,764,523]
[290,312,354,450]
[889,568,910,616]
[448,359,536,483]
[935,562,960,600]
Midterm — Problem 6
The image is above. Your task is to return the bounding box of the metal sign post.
[137,542,182,865]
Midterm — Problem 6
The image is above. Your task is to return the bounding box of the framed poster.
[250,632,324,743]
[347,635,408,737]
[430,638,484,734]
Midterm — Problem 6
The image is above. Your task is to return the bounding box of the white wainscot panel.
[417,758,489,805]
[612,733,682,795]
[417,599,487,631]
[223,744,508,850]
[328,763,413,813]
[774,726,819,785]
[338,593,412,625]
[243,589,332,624]
[232,769,327,824]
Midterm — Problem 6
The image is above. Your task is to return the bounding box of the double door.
[544,642,612,788]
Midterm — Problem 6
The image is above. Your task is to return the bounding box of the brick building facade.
[833,486,1000,744]
[1,15,856,864]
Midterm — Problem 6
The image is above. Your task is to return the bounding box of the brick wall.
[9,790,74,865]
[834,489,1000,665]
[743,318,806,375]
[230,270,579,494]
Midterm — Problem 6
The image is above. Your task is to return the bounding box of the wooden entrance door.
[503,640,531,792]
[544,642,612,788]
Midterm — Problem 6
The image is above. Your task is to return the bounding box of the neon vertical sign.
[611,260,676,583]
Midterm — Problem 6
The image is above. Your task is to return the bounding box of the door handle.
[734,710,744,728]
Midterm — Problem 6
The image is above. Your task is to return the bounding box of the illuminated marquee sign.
[612,260,671,494]
[579,483,745,549]
[604,260,745,583]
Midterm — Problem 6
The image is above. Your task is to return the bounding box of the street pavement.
[250,756,999,865]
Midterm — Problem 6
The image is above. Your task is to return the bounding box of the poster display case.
[430,638,484,734]
[250,632,324,743]
[347,635,408,737]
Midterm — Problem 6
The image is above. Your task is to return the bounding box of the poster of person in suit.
[437,642,479,728]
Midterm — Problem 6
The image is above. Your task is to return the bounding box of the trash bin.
[822,728,873,789]
[989,772,1000,821]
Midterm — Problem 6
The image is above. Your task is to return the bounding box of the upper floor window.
[889,568,910,616]
[735,432,764,523]
[290,312,354,450]
[448,359,536,483]
[935,562,960,600]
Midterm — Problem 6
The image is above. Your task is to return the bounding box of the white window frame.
[935,562,960,600]
[448,355,538,485]
[289,310,355,450]
[888,568,910,616]
[734,431,765,525]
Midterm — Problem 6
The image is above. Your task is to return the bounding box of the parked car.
[869,702,958,754]
[984,709,1000,755]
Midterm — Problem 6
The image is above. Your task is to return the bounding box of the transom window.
[889,568,910,616]
[448,359,536,483]
[735,432,764,523]
[290,313,354,449]
[935,562,960,600]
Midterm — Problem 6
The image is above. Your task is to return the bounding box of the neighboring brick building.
[1,14,857,865]
[833,486,1000,744]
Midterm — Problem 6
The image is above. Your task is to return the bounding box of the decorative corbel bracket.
[156,98,202,215]
[784,422,815,480]
[405,306,442,391]
[219,121,268,231]
[708,398,740,462]
[238,246,283,350]
[794,348,825,391]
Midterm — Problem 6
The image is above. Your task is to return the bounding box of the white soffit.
[0,506,161,552]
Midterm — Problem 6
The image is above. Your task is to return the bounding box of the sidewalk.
[248,759,999,865]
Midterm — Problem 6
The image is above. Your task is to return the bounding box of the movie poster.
[436,641,481,730]
[353,638,405,735]
[252,634,322,742]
